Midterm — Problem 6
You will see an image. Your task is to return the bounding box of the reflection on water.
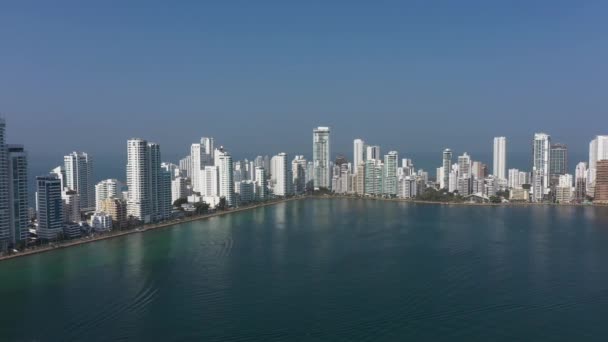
[2,199,608,341]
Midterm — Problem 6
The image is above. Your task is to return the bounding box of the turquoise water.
[2,199,608,341]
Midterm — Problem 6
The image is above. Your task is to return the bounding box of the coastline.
[0,196,306,263]
[2,194,604,262]
[311,194,602,207]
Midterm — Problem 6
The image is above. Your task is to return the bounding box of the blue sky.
[1,1,607,178]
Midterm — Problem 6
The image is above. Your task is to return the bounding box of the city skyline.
[2,1,608,169]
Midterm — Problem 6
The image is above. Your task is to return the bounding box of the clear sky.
[1,1,607,178]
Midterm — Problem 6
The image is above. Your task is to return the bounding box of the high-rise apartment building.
[313,127,331,190]
[272,153,291,196]
[493,137,506,180]
[353,139,365,173]
[575,162,587,202]
[0,118,9,249]
[292,155,307,194]
[64,152,94,211]
[366,145,380,161]
[532,133,551,202]
[7,145,28,246]
[95,179,120,211]
[593,160,608,203]
[550,143,568,184]
[36,175,64,240]
[126,139,168,223]
[254,167,267,200]
[217,151,235,207]
[442,149,452,189]
[383,151,398,196]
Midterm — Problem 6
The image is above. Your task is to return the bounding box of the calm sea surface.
[2,198,608,341]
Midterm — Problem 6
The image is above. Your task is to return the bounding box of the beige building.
[99,198,128,229]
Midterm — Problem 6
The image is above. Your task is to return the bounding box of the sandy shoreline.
[0,196,306,263]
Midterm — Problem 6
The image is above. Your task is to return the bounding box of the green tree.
[489,195,501,203]
[216,197,227,211]
[173,197,188,208]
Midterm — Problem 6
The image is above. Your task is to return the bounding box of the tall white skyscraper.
[171,176,188,203]
[493,137,506,180]
[366,145,380,161]
[588,135,608,190]
[190,143,203,193]
[313,127,331,190]
[95,179,121,211]
[0,118,9,249]
[458,152,472,179]
[353,139,365,172]
[201,165,219,197]
[273,153,291,196]
[255,167,268,200]
[442,149,452,189]
[383,151,398,196]
[508,168,520,189]
[64,151,94,211]
[532,133,551,202]
[217,151,235,207]
[127,139,152,222]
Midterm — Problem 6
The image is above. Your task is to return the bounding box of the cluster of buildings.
[1,116,608,253]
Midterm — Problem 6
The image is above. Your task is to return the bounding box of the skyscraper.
[383,151,398,196]
[0,118,9,250]
[95,179,120,211]
[7,145,28,246]
[36,175,64,240]
[272,153,290,196]
[353,139,365,172]
[254,167,268,200]
[366,145,380,161]
[550,143,568,183]
[493,137,506,180]
[313,127,331,190]
[588,135,608,193]
[575,162,587,202]
[593,160,608,204]
[442,149,452,189]
[217,151,235,207]
[292,155,307,194]
[532,133,551,202]
[127,139,152,222]
[64,152,94,211]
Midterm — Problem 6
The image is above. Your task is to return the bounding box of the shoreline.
[311,194,602,207]
[0,196,306,263]
[2,194,604,262]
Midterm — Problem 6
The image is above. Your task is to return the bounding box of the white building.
[62,190,80,223]
[588,135,608,192]
[398,176,417,199]
[493,137,507,180]
[171,176,188,203]
[64,151,94,211]
[201,166,219,197]
[383,151,398,196]
[91,212,112,231]
[353,139,365,173]
[559,174,573,187]
[366,145,380,161]
[272,153,291,196]
[217,151,235,207]
[179,155,192,178]
[255,167,268,200]
[442,149,452,189]
[313,126,331,189]
[126,139,168,222]
[95,179,121,211]
[532,133,551,202]
[508,168,520,189]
